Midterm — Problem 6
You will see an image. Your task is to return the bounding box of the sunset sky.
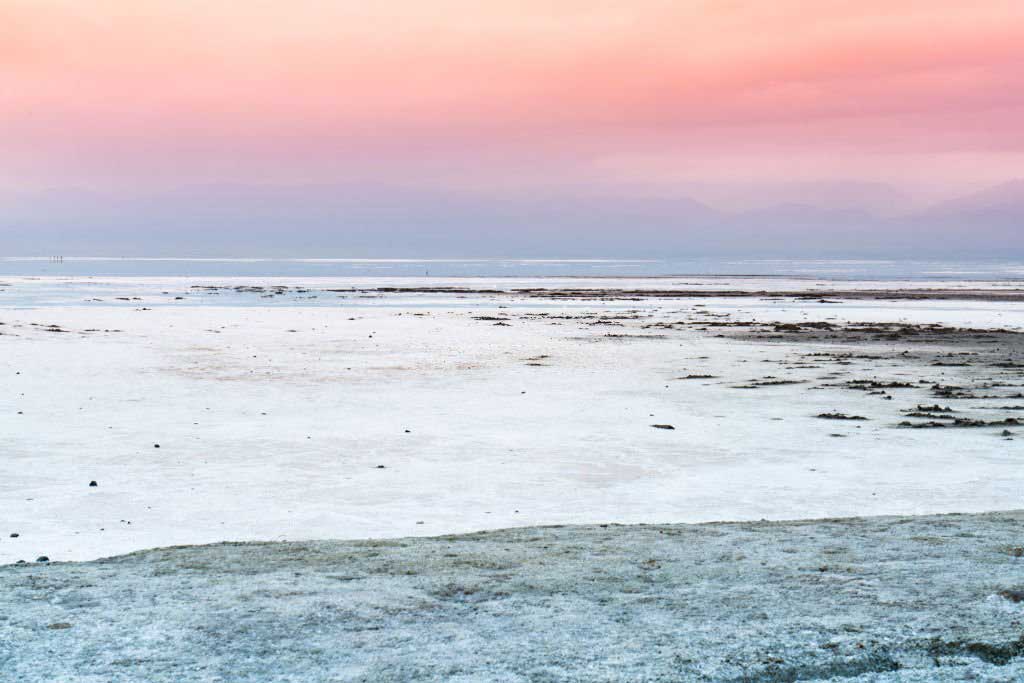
[2,1,1023,255]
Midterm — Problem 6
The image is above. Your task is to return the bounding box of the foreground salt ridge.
[2,277,1023,565]
[3,511,1024,682]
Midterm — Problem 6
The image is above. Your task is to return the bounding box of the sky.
[2,1,1023,256]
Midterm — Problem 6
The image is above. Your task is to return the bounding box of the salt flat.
[1,277,1023,565]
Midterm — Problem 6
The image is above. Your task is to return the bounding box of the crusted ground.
[3,512,1024,682]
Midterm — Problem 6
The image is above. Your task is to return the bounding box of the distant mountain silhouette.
[1,181,1020,257]
[922,179,1024,214]
[895,180,1023,255]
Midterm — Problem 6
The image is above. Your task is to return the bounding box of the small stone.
[998,589,1024,603]
[651,424,675,430]
[376,465,386,469]
[47,623,72,630]
[89,481,97,487]
[10,533,19,538]
[153,444,160,448]
[36,556,49,563]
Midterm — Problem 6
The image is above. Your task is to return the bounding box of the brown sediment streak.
[324,287,1024,302]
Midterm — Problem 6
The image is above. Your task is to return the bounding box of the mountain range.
[1,181,1020,258]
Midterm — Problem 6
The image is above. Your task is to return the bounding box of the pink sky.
[3,0,1023,205]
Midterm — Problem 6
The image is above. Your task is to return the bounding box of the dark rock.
[817,413,868,421]
[89,481,97,487]
[47,623,72,630]
[997,589,1024,603]
[36,556,49,563]
[914,404,954,413]
[651,424,675,430]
